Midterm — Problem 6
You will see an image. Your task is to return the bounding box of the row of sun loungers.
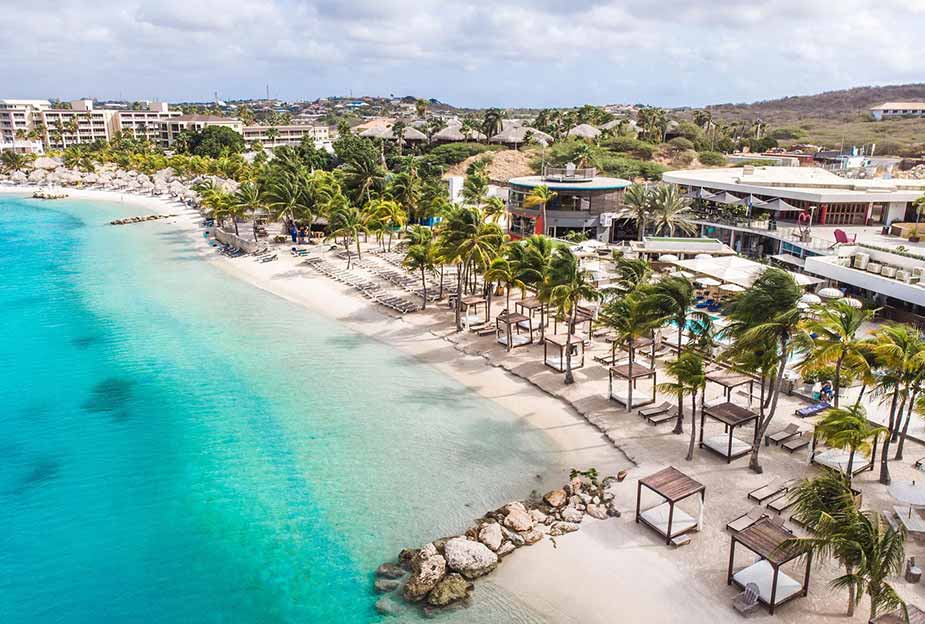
[303,257,419,314]
[354,260,442,303]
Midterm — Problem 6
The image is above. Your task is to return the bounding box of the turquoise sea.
[0,195,559,623]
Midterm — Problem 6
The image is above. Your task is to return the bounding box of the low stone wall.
[373,471,625,617]
[214,228,259,253]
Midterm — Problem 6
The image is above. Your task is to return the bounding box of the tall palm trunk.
[846,564,856,617]
[880,387,901,484]
[847,448,856,482]
[853,383,867,410]
[252,218,259,242]
[686,391,697,460]
[438,265,445,299]
[896,389,918,460]
[420,267,427,310]
[541,202,548,237]
[626,345,635,413]
[673,388,685,434]
[833,352,845,408]
[750,336,789,473]
[454,263,463,331]
[564,305,577,385]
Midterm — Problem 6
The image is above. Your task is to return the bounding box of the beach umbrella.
[566,124,601,139]
[890,482,925,518]
[720,283,746,293]
[704,191,741,205]
[797,301,810,310]
[33,156,61,170]
[669,270,695,279]
[11,170,27,182]
[28,169,47,182]
[843,297,863,309]
[800,293,822,305]
[658,254,679,262]
[695,277,722,287]
[695,253,713,259]
[818,287,844,300]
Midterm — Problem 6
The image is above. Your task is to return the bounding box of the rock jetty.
[374,470,623,616]
[110,214,176,226]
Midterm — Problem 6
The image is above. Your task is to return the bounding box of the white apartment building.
[0,99,51,153]
[869,102,925,121]
[115,102,180,144]
[241,124,330,148]
[159,115,245,148]
[40,100,118,149]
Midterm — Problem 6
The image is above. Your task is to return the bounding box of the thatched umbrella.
[399,126,427,142]
[28,169,47,183]
[490,126,553,147]
[359,126,393,139]
[566,124,601,139]
[33,156,61,170]
[11,170,28,183]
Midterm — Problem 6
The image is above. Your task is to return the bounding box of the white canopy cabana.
[818,287,844,299]
[720,283,746,293]
[695,277,722,287]
[799,293,822,305]
[673,255,822,290]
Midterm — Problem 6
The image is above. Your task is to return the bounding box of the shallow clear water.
[0,195,560,623]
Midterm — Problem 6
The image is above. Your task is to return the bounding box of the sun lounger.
[765,423,802,446]
[726,506,768,532]
[782,436,809,453]
[638,402,672,419]
[795,401,830,418]
[747,479,798,504]
[767,492,798,514]
[648,410,677,426]
[732,582,760,616]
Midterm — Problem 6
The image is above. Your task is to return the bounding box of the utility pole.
[266,84,270,101]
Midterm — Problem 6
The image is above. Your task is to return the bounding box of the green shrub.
[769,127,807,141]
[698,151,726,166]
[599,136,657,159]
[420,142,501,169]
[668,137,695,151]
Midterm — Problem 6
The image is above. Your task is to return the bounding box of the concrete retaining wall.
[214,228,259,253]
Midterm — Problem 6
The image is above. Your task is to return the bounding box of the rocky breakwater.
[373,470,626,616]
[110,214,176,226]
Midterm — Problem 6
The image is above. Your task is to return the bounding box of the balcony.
[688,209,833,252]
[543,165,596,182]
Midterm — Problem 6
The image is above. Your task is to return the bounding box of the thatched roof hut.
[432,124,486,142]
[566,124,601,139]
[490,126,553,147]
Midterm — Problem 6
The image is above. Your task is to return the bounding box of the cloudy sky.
[3,0,923,108]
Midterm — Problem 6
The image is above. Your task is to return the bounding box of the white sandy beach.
[7,184,925,623]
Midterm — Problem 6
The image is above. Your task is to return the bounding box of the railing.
[543,166,596,182]
[690,211,833,251]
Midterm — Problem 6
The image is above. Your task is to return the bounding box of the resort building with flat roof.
[0,99,50,153]
[242,124,330,149]
[159,115,244,148]
[870,102,925,120]
[40,100,119,150]
[507,166,632,241]
[115,103,180,144]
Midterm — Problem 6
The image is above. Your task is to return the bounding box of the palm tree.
[483,196,506,224]
[649,185,695,236]
[518,235,557,340]
[0,151,32,173]
[658,353,706,456]
[785,472,864,616]
[814,405,885,480]
[265,127,280,147]
[801,300,874,407]
[415,98,428,119]
[600,292,656,410]
[340,153,385,205]
[723,268,803,473]
[609,255,651,296]
[266,171,312,232]
[524,185,558,237]
[403,226,437,309]
[547,247,601,384]
[233,181,264,241]
[623,184,651,241]
[484,252,525,350]
[327,205,366,268]
[481,108,504,140]
[871,323,925,483]
[641,276,712,354]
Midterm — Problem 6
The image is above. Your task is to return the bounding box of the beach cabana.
[460,295,488,328]
[706,369,755,405]
[699,402,758,462]
[495,310,532,350]
[808,419,880,475]
[635,466,705,546]
[544,333,584,372]
[727,518,812,614]
[553,305,594,339]
[609,362,657,411]
[515,297,551,334]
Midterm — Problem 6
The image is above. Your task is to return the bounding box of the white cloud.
[0,0,922,107]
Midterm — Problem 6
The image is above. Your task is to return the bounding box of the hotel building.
[40,100,119,149]
[115,102,180,144]
[506,166,632,241]
[159,115,245,148]
[869,102,925,121]
[0,99,50,153]
[241,124,330,148]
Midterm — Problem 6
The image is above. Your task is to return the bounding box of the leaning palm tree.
[658,353,706,457]
[870,323,925,484]
[481,108,504,140]
[547,247,601,384]
[484,252,525,350]
[519,235,557,340]
[600,291,656,410]
[785,471,864,616]
[814,405,885,480]
[649,185,696,236]
[402,226,437,310]
[641,275,712,354]
[722,268,803,473]
[326,206,366,269]
[524,185,558,237]
[608,255,652,296]
[623,183,651,241]
[801,300,875,407]
[233,181,265,241]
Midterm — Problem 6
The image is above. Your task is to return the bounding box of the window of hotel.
[823,203,868,225]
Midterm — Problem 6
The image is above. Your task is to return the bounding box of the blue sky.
[3,0,923,108]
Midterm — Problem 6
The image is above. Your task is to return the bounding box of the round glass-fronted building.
[507,166,633,241]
